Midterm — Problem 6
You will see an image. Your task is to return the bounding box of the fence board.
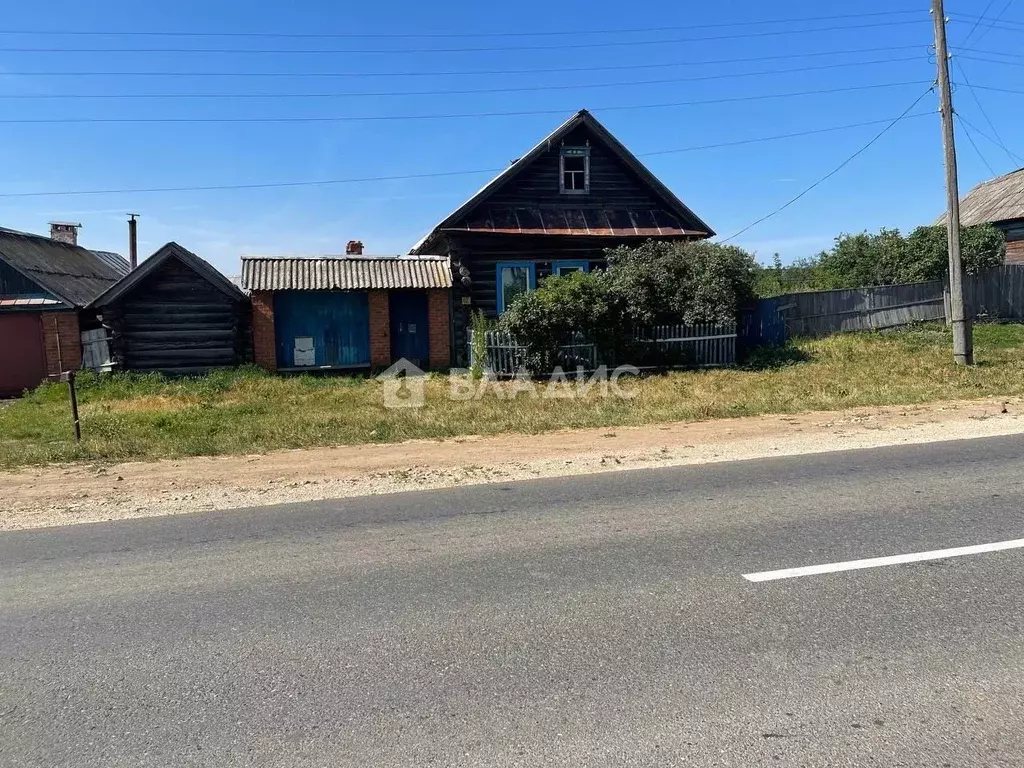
[467,324,737,375]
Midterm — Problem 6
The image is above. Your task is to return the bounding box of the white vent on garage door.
[293,337,315,367]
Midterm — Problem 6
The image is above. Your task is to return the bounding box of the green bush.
[500,270,618,372]
[604,239,758,326]
[500,240,758,371]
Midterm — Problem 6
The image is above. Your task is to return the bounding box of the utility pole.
[931,0,973,365]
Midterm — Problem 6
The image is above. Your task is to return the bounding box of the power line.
[956,113,997,175]
[0,19,929,54]
[955,112,1024,165]
[951,58,1018,167]
[955,0,1016,45]
[720,88,933,243]
[0,44,931,78]
[0,9,926,38]
[956,0,999,46]
[0,56,927,100]
[0,80,932,124]
[0,111,935,199]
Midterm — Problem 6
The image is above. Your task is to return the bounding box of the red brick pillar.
[250,291,277,371]
[368,290,391,369]
[40,311,81,376]
[427,290,451,369]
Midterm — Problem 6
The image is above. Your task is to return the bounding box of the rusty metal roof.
[444,206,704,237]
[241,255,451,292]
[0,296,63,309]
[411,110,714,254]
[935,167,1024,227]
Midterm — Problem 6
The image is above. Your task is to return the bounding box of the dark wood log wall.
[101,257,250,375]
[479,125,663,209]
[444,232,671,365]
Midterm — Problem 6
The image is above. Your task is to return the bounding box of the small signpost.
[59,370,81,443]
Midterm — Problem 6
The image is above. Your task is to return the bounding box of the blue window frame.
[496,262,536,313]
[552,260,590,276]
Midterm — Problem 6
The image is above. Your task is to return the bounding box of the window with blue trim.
[496,262,536,313]
[552,260,589,276]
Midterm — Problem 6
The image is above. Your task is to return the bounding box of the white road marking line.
[743,537,1024,582]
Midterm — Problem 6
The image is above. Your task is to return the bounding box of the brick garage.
[243,256,453,372]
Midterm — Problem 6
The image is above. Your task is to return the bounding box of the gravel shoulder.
[2,396,1022,531]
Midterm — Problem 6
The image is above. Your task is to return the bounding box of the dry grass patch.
[2,324,1023,469]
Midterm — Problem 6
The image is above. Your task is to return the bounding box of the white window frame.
[559,146,590,195]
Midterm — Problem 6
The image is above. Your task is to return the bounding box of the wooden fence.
[774,281,947,337]
[467,323,737,375]
[963,265,1024,320]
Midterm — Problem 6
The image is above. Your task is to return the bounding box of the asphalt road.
[3,436,1024,767]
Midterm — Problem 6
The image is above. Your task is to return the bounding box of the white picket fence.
[467,323,736,375]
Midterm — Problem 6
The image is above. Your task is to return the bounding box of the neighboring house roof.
[411,109,714,254]
[91,250,131,277]
[935,167,1024,227]
[241,255,452,291]
[89,241,246,307]
[0,227,126,307]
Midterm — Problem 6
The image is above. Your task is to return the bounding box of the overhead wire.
[0,111,936,198]
[0,9,927,38]
[0,44,931,78]
[0,80,933,124]
[951,57,1019,167]
[956,114,998,176]
[0,19,930,54]
[955,113,1024,166]
[719,88,934,243]
[0,55,928,99]
[956,0,999,47]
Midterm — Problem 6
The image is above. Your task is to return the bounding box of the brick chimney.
[49,221,82,246]
[345,240,364,255]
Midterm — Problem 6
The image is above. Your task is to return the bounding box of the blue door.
[273,291,370,368]
[389,291,429,369]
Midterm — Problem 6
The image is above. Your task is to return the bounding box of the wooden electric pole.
[932,0,973,365]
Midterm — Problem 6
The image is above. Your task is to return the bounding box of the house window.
[496,262,536,313]
[560,147,590,194]
[552,260,590,276]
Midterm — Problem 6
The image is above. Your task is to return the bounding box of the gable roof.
[935,167,1024,227]
[411,109,714,254]
[0,227,127,307]
[241,255,451,291]
[89,241,246,307]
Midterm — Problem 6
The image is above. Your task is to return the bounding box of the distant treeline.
[753,224,1006,297]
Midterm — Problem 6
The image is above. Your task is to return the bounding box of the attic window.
[560,146,590,194]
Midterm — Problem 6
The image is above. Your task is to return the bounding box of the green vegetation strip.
[2,324,1023,470]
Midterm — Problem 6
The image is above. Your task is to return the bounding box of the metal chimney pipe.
[127,213,139,270]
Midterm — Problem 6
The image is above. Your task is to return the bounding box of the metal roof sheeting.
[447,206,703,237]
[0,228,125,307]
[241,255,452,292]
[936,167,1024,227]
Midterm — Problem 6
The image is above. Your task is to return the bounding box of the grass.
[2,323,1024,470]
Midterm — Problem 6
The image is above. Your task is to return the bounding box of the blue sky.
[0,0,1020,275]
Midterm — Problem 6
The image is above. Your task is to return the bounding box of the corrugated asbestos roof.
[0,228,126,307]
[241,255,452,291]
[935,167,1024,227]
[448,206,704,237]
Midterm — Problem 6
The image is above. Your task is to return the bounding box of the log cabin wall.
[101,256,250,376]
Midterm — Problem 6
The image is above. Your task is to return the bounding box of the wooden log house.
[410,109,715,365]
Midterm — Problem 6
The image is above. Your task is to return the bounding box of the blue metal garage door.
[273,291,370,369]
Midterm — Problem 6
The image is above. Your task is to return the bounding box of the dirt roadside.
[3,396,1023,531]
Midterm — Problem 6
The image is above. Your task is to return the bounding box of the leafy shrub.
[500,240,758,371]
[604,239,758,325]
